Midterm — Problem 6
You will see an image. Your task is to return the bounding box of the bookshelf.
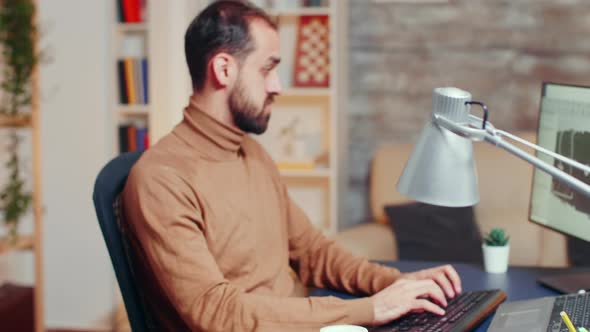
[0,0,44,330]
[0,114,33,128]
[196,0,349,235]
[112,0,348,234]
[267,0,348,235]
[0,234,35,255]
[297,0,345,235]
[109,1,151,328]
[112,0,151,156]
[109,1,349,329]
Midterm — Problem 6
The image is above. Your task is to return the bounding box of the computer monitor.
[529,81,590,293]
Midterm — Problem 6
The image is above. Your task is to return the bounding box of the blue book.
[136,127,147,151]
[141,58,148,104]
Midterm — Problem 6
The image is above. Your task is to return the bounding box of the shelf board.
[280,168,331,178]
[281,88,331,97]
[0,234,34,255]
[270,7,331,17]
[117,105,149,116]
[116,23,148,33]
[0,113,32,128]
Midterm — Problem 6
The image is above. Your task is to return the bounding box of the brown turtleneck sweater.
[120,102,401,332]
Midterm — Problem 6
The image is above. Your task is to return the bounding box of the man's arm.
[282,183,465,326]
[121,167,374,332]
[284,184,401,295]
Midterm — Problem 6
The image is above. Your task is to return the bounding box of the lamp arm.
[494,129,590,175]
[484,133,590,198]
[433,114,486,139]
[433,114,590,199]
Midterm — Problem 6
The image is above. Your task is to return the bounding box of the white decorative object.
[273,0,300,10]
[482,244,510,274]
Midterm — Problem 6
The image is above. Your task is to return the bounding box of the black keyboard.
[547,292,590,332]
[370,289,507,332]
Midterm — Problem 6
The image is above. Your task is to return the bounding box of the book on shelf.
[136,127,148,151]
[117,0,146,23]
[302,0,328,7]
[141,58,149,103]
[116,60,128,104]
[117,58,148,105]
[118,124,149,153]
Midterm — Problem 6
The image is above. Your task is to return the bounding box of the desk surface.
[310,260,570,331]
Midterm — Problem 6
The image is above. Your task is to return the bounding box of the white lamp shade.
[396,87,480,207]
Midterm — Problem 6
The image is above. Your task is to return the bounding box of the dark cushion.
[568,236,590,267]
[385,203,483,264]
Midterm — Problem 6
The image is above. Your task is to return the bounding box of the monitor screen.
[529,82,590,242]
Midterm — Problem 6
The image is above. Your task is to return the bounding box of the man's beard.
[229,80,273,135]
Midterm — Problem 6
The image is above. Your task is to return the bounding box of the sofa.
[334,132,570,267]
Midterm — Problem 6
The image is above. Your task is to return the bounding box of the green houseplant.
[484,228,510,247]
[482,228,510,273]
[0,0,38,244]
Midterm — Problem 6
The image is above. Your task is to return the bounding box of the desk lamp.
[397,87,590,206]
[397,87,590,292]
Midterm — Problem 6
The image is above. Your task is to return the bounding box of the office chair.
[92,151,156,331]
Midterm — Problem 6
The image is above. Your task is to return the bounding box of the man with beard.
[120,1,462,331]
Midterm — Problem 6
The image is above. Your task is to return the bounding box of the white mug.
[320,325,368,332]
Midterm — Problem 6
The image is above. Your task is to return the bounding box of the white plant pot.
[482,244,510,273]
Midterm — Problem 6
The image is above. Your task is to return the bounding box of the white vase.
[482,244,510,273]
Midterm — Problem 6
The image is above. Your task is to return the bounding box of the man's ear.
[210,53,238,88]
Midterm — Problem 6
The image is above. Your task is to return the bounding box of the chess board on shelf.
[293,15,330,88]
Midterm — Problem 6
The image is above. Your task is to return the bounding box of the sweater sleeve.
[284,183,401,296]
[121,166,375,332]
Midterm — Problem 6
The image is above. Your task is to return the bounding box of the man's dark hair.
[185,0,277,91]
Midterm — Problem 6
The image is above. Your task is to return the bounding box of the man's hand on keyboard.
[401,264,462,299]
[371,278,447,326]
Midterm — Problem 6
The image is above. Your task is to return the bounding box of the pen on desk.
[560,311,576,332]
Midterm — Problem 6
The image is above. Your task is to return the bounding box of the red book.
[143,131,150,149]
[122,0,141,23]
[127,126,137,151]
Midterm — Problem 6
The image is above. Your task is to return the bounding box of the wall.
[38,0,116,329]
[344,0,590,228]
[148,0,200,142]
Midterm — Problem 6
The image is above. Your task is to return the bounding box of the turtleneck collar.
[173,98,246,161]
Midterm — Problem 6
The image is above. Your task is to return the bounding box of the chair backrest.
[92,151,150,331]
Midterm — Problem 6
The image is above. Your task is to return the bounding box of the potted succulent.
[482,228,510,273]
